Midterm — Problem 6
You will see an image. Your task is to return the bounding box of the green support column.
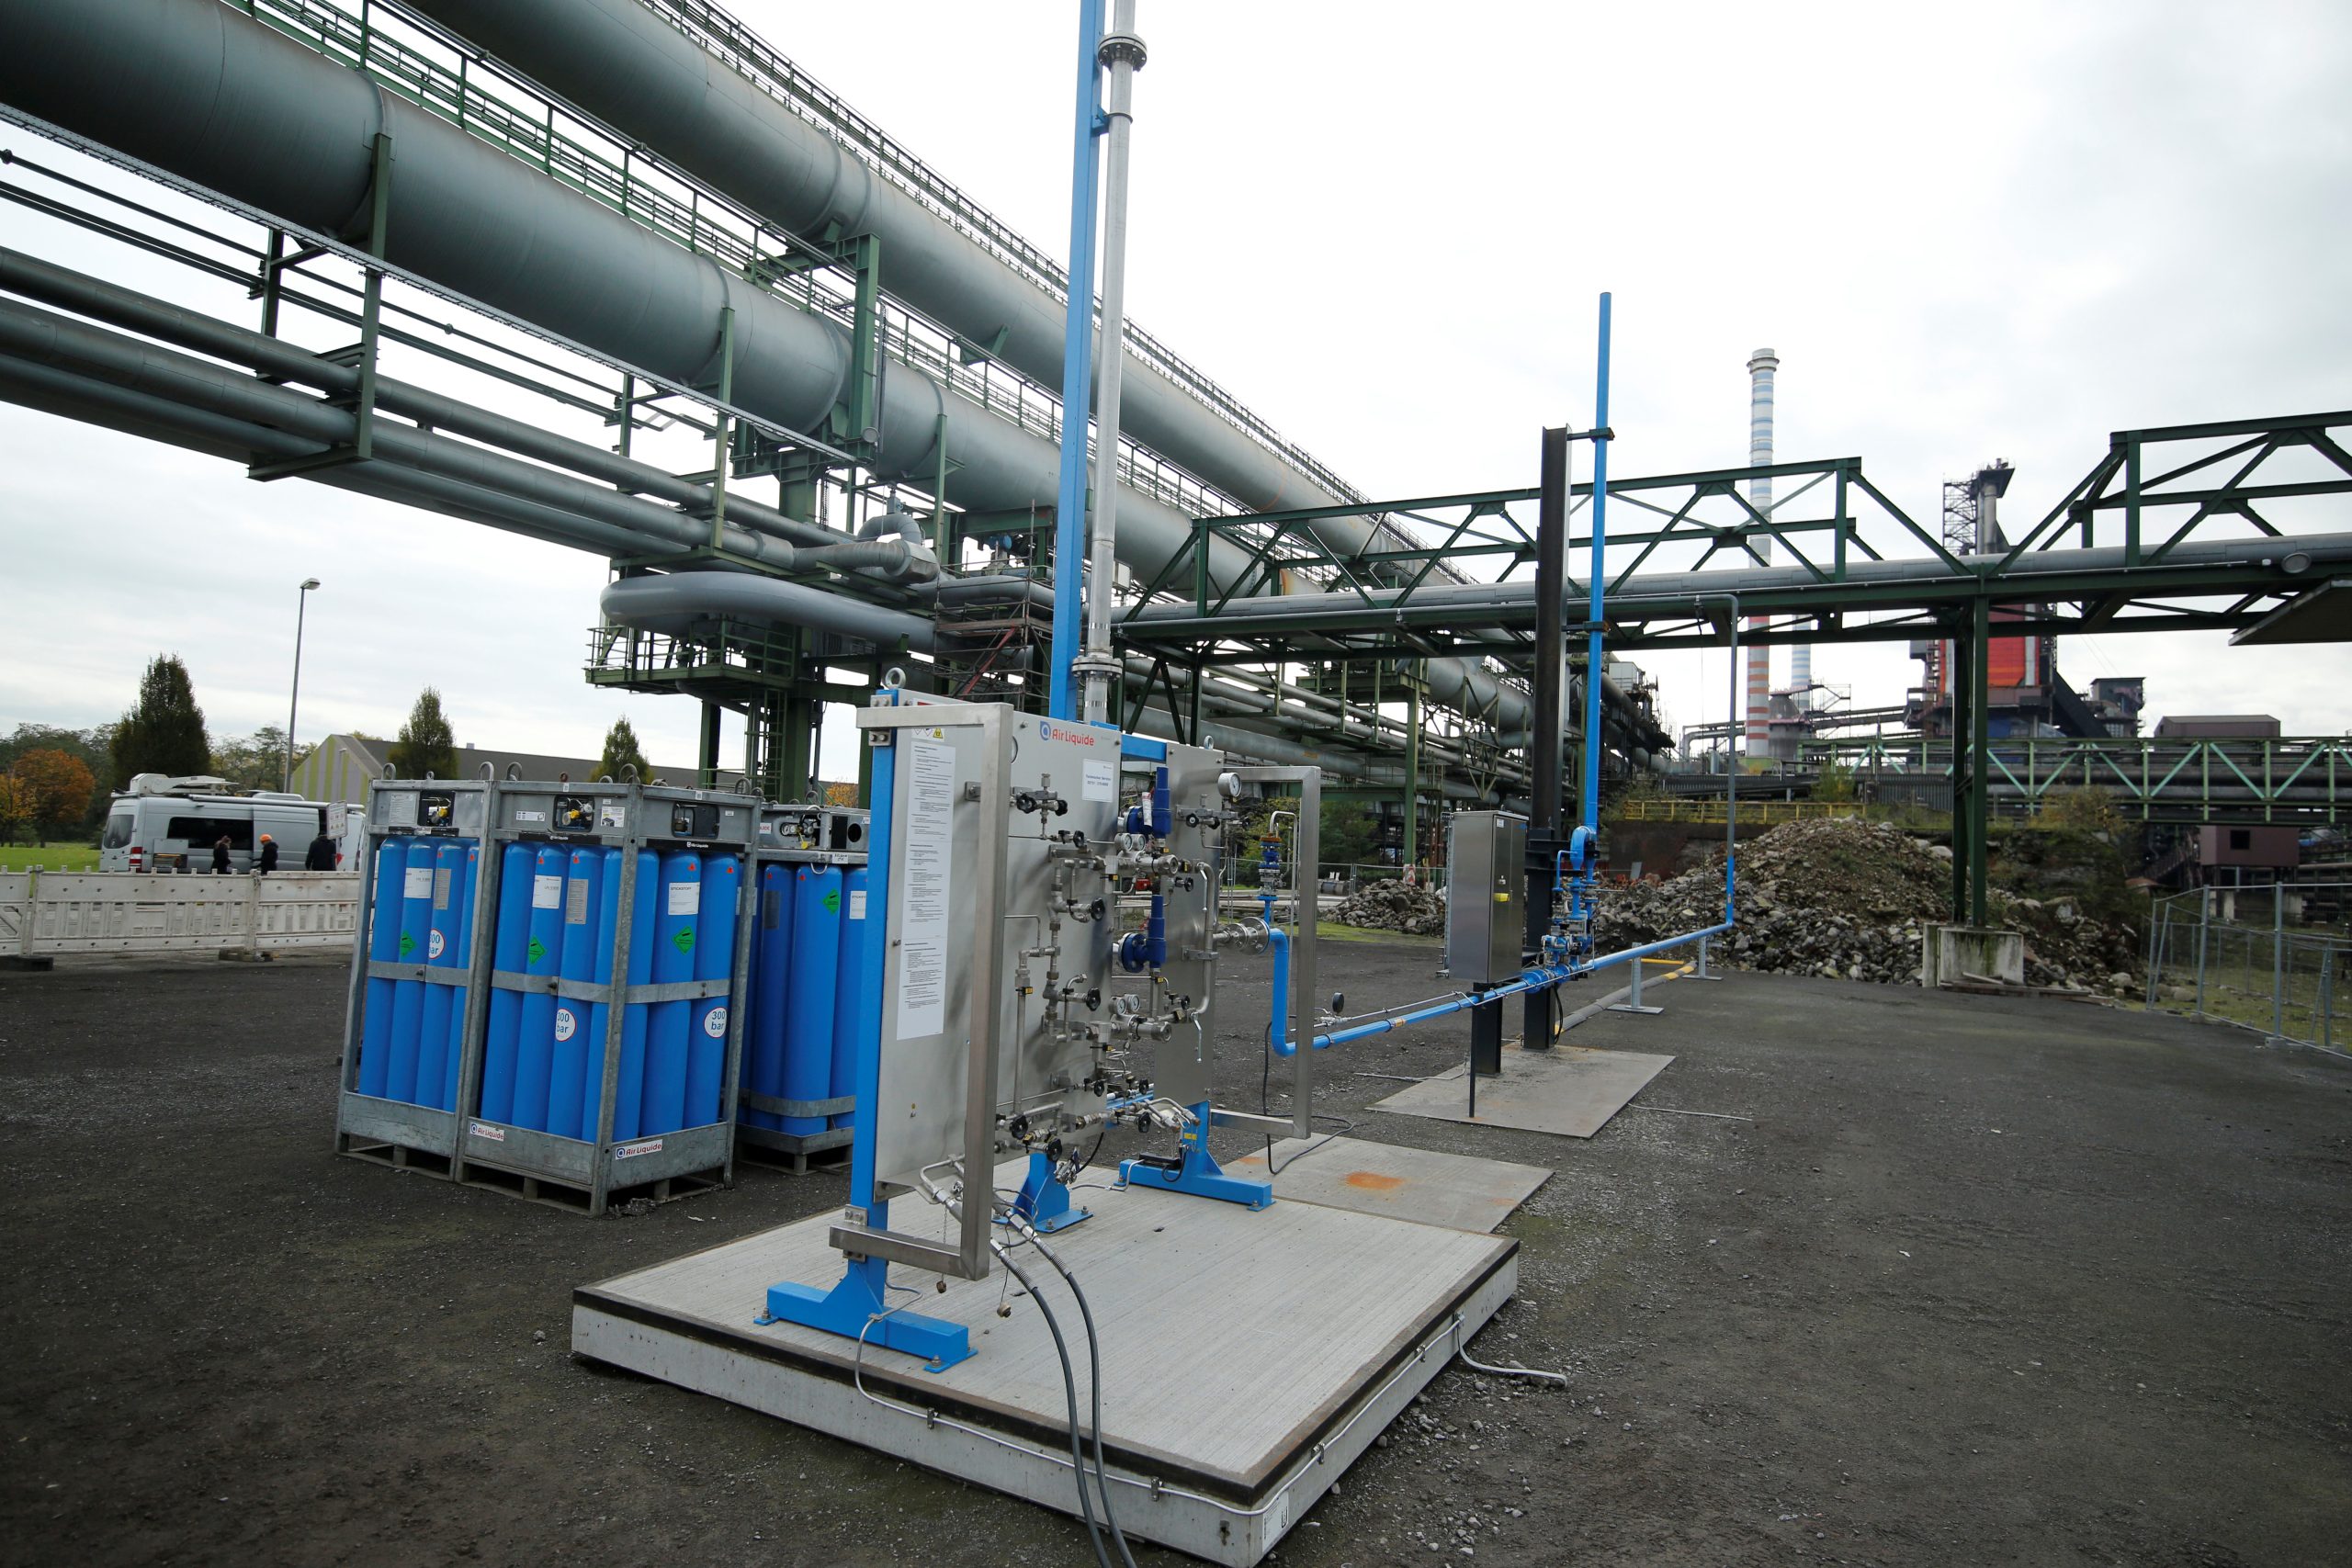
[697,700,723,791]
[1949,622,1973,923]
[1402,667,1422,870]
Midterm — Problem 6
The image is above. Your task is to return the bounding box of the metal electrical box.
[1445,810,1527,985]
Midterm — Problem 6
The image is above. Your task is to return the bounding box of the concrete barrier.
[0,868,358,960]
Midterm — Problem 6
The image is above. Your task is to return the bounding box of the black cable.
[997,1245,1115,1568]
[1023,1230,1139,1568]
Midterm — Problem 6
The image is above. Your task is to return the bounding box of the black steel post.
[1525,426,1570,1048]
[1949,616,1973,922]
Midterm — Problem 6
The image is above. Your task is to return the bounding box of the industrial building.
[1,4,2347,1566]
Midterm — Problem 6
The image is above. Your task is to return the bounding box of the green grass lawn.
[1317,918,1441,947]
[0,841,100,872]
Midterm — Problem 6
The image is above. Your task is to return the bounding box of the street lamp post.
[285,578,321,793]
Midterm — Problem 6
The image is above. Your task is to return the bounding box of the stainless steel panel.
[1444,811,1526,986]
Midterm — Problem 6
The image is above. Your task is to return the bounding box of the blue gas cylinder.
[545,846,611,1141]
[781,866,842,1137]
[356,839,406,1100]
[681,853,741,1129]
[638,851,703,1136]
[508,843,572,1130]
[476,843,539,1122]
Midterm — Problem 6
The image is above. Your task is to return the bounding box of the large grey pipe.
[0,0,1533,732]
[1080,1,1146,725]
[0,0,1248,589]
[402,0,1346,519]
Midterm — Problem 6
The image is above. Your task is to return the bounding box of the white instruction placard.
[532,873,563,909]
[897,732,956,1039]
[848,888,867,920]
[667,879,701,917]
[402,865,434,899]
[1082,759,1114,803]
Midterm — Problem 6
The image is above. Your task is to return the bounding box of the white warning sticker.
[402,865,434,899]
[898,733,956,1039]
[428,930,447,960]
[847,888,866,920]
[600,803,627,829]
[667,879,701,917]
[469,1121,505,1142]
[1082,758,1115,803]
[532,874,562,909]
[553,1006,578,1042]
[702,1005,728,1039]
[614,1137,663,1160]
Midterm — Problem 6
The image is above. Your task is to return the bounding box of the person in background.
[256,832,279,875]
[305,827,338,871]
[211,833,232,875]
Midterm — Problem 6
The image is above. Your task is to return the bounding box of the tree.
[0,775,31,845]
[1318,797,1383,872]
[9,749,98,840]
[211,727,309,792]
[390,688,458,779]
[112,655,210,783]
[594,716,650,782]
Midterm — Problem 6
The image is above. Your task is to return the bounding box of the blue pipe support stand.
[1117,1100,1272,1210]
[1006,1148,1091,1234]
[759,1201,976,1373]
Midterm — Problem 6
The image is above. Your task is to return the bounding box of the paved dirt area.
[2,945,2347,1566]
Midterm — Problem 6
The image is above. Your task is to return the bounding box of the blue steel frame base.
[760,1252,975,1373]
[1117,1101,1273,1210]
[1005,1148,1091,1233]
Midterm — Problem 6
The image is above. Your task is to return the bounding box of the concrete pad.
[1224,1135,1552,1232]
[1371,1043,1675,1138]
[573,1166,1514,1567]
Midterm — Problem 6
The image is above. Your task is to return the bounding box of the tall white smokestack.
[1744,348,1779,750]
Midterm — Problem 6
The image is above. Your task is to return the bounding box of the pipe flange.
[1098,32,1148,70]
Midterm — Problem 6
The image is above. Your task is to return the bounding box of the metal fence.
[2144,883,2348,1054]
[0,869,359,959]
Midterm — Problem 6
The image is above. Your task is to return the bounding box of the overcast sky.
[3,0,2348,782]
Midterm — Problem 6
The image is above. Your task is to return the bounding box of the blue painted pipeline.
[1296,919,1736,1053]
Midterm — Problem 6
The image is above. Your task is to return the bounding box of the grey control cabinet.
[1445,810,1527,985]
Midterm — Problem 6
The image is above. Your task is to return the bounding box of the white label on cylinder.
[667,880,701,917]
[553,1007,577,1042]
[428,930,446,959]
[702,1006,728,1039]
[402,866,434,899]
[1083,759,1114,802]
[532,874,562,909]
[848,889,867,920]
[567,877,590,925]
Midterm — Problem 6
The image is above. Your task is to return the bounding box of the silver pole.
[285,577,320,792]
[1078,0,1146,726]
[2194,886,2210,1018]
[2272,886,2285,1039]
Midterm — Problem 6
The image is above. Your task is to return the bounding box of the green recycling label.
[822,888,841,915]
[527,935,548,966]
[398,932,415,958]
[673,927,695,956]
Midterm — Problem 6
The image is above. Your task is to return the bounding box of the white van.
[98,774,336,873]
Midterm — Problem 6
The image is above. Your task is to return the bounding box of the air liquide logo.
[1037,720,1100,747]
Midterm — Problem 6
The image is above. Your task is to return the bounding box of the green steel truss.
[1809,735,2352,826]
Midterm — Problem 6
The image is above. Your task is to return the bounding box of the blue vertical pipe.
[783,865,842,1136]
[682,852,742,1129]
[508,844,571,1130]
[604,851,659,1142]
[356,839,405,1100]
[415,840,468,1110]
[384,842,437,1104]
[829,865,869,1130]
[573,848,634,1143]
[476,842,537,1122]
[440,842,479,1112]
[1048,0,1105,720]
[545,847,611,1139]
[847,728,895,1231]
[743,863,795,1134]
[1582,291,1612,840]
[639,850,702,1135]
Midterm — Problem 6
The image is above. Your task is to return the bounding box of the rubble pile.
[1594,817,2140,993]
[1334,877,1447,936]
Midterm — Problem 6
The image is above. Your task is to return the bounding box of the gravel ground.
[2,945,2347,1567]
